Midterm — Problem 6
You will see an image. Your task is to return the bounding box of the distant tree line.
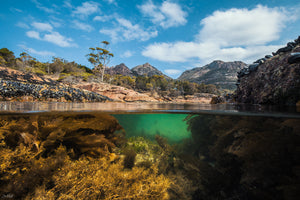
[103,74,220,96]
[0,47,220,96]
[0,48,93,80]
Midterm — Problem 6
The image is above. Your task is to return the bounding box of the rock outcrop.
[178,60,247,90]
[235,36,300,105]
[74,82,159,102]
[0,66,56,85]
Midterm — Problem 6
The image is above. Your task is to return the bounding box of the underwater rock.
[181,114,300,200]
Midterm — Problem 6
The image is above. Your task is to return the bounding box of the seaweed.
[0,113,173,199]
[123,148,136,169]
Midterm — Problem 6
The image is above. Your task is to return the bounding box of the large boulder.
[235,36,300,105]
[74,82,158,102]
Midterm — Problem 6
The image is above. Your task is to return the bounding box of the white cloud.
[121,50,134,58]
[26,31,41,40]
[16,22,30,29]
[26,30,77,47]
[31,22,53,32]
[50,20,62,28]
[142,5,290,64]
[26,20,77,47]
[93,15,114,22]
[105,0,116,5]
[10,8,23,13]
[138,0,187,28]
[49,16,64,28]
[43,32,76,47]
[31,0,57,14]
[138,0,165,23]
[72,20,94,32]
[160,1,187,28]
[164,69,182,76]
[198,5,287,46]
[63,0,73,8]
[100,17,158,42]
[142,42,204,62]
[19,44,55,57]
[72,1,100,18]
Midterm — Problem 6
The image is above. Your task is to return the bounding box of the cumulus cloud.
[18,44,55,57]
[138,0,187,28]
[93,15,114,22]
[72,20,94,32]
[26,31,41,40]
[105,0,117,5]
[43,32,76,47]
[142,5,289,64]
[100,17,158,42]
[63,0,73,8]
[198,5,287,46]
[72,1,100,19]
[49,16,64,28]
[121,50,134,58]
[31,0,57,14]
[164,69,182,76]
[26,22,77,47]
[31,22,53,32]
[143,42,204,62]
[16,22,30,29]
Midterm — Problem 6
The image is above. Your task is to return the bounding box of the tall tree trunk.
[101,65,105,82]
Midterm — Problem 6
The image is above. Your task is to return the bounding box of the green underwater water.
[113,114,191,142]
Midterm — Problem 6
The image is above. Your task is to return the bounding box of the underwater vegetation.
[0,113,172,199]
[0,112,299,199]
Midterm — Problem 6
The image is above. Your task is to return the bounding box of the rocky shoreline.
[235,36,300,105]
[0,79,111,102]
[0,67,214,103]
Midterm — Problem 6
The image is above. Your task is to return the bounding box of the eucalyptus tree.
[20,52,33,68]
[87,41,114,82]
[0,48,15,67]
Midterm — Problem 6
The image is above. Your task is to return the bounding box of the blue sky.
[1,0,299,78]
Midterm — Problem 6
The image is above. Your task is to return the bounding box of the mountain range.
[106,63,171,79]
[108,60,247,90]
[178,60,247,90]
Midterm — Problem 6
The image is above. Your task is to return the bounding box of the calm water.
[0,102,299,199]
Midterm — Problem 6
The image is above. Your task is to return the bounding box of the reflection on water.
[0,104,299,199]
[0,101,299,117]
